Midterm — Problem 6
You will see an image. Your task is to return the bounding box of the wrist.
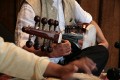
[70,60,81,68]
[34,50,50,57]
[48,52,55,58]
[56,66,63,78]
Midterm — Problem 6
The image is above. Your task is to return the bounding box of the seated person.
[15,0,109,76]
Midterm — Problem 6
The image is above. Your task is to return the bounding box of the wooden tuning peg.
[41,17,48,30]
[48,19,54,31]
[53,20,59,31]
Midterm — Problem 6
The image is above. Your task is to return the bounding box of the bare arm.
[90,20,109,48]
[0,37,96,80]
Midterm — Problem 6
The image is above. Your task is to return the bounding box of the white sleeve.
[0,37,50,80]
[74,1,92,23]
[15,3,36,47]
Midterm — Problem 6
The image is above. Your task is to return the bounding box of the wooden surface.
[99,0,120,68]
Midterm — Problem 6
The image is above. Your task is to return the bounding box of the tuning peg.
[46,41,53,53]
[81,23,89,33]
[41,44,47,52]
[40,39,47,52]
[65,25,71,33]
[47,46,53,53]
[34,43,40,50]
[26,38,33,48]
[41,17,47,25]
[41,17,47,24]
[53,20,59,31]
[48,19,54,31]
[41,17,48,30]
[75,25,81,33]
[48,19,54,25]
[34,15,41,23]
[33,37,40,50]
[81,27,86,33]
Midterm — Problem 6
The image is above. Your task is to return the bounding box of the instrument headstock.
[22,26,62,43]
[22,15,89,52]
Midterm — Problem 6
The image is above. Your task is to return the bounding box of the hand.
[44,57,96,80]
[58,64,78,80]
[70,57,97,74]
[78,39,83,48]
[50,40,71,57]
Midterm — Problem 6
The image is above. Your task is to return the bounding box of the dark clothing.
[59,45,109,76]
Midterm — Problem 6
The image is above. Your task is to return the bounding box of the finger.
[63,40,69,42]
[64,46,71,51]
[62,40,71,46]
[85,57,95,65]
[85,57,97,70]
[86,62,97,71]
[78,39,83,46]
[61,64,77,80]
[92,64,97,71]
[62,51,71,56]
[83,65,92,74]
[73,65,79,72]
[51,43,57,47]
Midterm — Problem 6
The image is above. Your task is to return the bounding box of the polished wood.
[22,26,61,43]
[99,0,120,69]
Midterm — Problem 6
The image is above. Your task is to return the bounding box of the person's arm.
[74,1,92,23]
[90,20,109,48]
[0,37,96,80]
[0,37,49,79]
[0,37,72,79]
[74,1,108,49]
[15,3,72,58]
[40,57,97,80]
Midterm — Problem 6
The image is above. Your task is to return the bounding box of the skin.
[22,20,108,80]
[90,20,109,48]
[23,20,109,58]
[77,20,109,49]
[44,57,97,80]
[23,40,72,58]
[49,40,71,57]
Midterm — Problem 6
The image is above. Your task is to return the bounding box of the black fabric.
[0,24,14,42]
[59,45,109,76]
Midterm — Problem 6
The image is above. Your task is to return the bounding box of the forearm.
[98,41,109,49]
[34,49,51,57]
[91,20,109,48]
[0,40,37,79]
[43,62,62,78]
[0,37,50,79]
